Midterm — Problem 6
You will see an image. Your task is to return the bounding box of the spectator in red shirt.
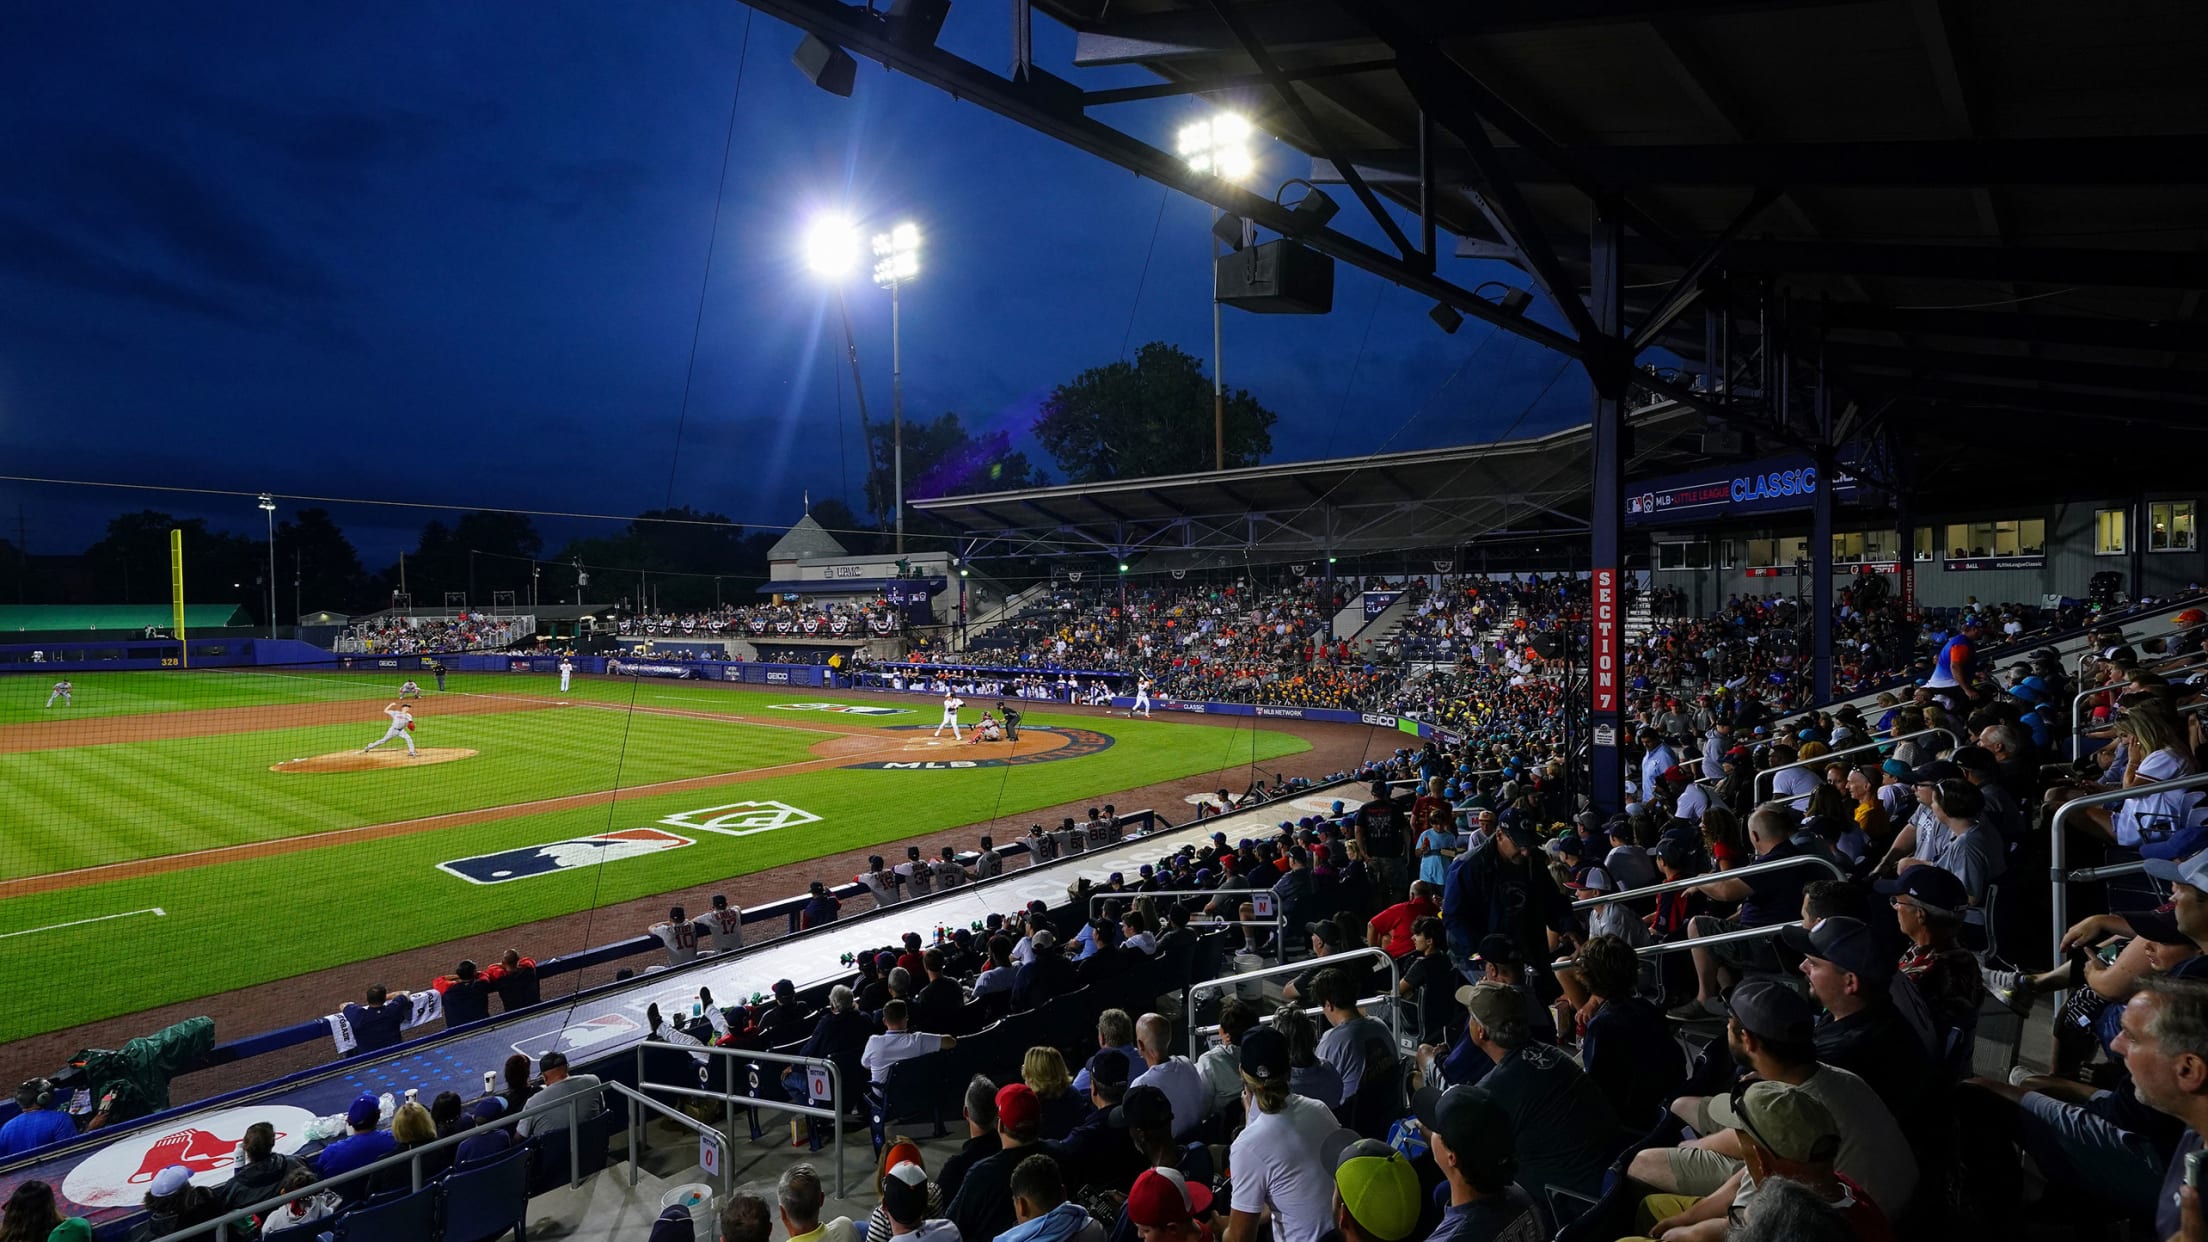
[1366,881,1440,958]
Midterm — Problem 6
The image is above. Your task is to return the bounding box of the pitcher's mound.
[271,747,478,774]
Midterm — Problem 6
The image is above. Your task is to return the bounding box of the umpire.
[998,701,1020,741]
[429,658,447,692]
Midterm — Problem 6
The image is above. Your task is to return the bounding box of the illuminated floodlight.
[805,215,861,278]
[871,221,922,288]
[1178,111,1255,183]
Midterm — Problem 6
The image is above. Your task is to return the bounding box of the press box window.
[2151,501,2196,552]
[1656,542,1712,570]
[2095,509,2127,556]
[1942,518,2046,559]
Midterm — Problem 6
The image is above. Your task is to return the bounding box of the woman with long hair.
[0,1182,68,1242]
[1272,1001,1342,1110]
[1700,804,1748,871]
[1021,1046,1091,1140]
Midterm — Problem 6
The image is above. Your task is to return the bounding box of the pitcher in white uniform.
[362,703,418,756]
[558,658,574,693]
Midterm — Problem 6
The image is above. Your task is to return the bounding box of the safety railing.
[616,1077,735,1202]
[174,1077,627,1242]
[1097,888,1285,939]
[1566,853,1847,910]
[1185,946,1400,1059]
[636,1039,849,1198]
[1752,727,1959,804]
[1550,921,1793,973]
[2049,770,2208,1004]
[2070,679,2124,761]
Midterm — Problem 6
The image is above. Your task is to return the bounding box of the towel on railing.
[324,988,444,1055]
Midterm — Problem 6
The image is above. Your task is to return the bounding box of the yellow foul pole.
[170,528,187,668]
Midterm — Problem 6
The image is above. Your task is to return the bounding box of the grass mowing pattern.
[0,671,1311,1041]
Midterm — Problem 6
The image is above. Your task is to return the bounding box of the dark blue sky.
[0,2,1591,565]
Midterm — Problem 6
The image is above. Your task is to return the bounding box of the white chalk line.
[0,907,166,939]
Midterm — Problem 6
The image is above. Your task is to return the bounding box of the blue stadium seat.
[439,1144,530,1242]
[331,1182,440,1242]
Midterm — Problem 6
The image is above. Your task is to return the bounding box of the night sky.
[0,2,1591,565]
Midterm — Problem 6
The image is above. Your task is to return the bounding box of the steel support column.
[1810,385,1836,704]
[2132,494,2149,602]
[1587,201,1629,813]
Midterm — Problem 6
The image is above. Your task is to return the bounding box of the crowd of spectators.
[336,614,515,654]
[621,602,904,642]
[21,576,2208,1242]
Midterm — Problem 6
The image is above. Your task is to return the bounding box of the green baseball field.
[0,669,1308,1044]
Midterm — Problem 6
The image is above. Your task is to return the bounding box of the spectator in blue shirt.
[313,1093,398,1191]
[342,986,413,1056]
[0,1079,77,1157]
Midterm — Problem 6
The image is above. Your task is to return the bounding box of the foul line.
[0,907,166,939]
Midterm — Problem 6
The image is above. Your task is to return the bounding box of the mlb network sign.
[439,802,822,884]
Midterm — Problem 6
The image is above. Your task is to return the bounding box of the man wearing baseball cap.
[1225,1026,1338,1242]
[880,1161,959,1242]
[1410,1085,1539,1242]
[1634,978,1917,1220]
[314,1090,397,1181]
[946,1084,1059,1242]
[1438,982,1620,1206]
[1781,916,1933,1120]
[1125,1167,1215,1242]
[1440,813,1575,984]
[1318,1130,1422,1242]
[1887,865,1985,1031]
[1632,1080,1890,1242]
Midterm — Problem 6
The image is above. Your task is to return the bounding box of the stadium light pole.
[806,214,887,538]
[257,493,278,637]
[871,222,920,555]
[1178,111,1254,473]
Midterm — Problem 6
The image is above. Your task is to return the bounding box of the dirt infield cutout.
[270,747,480,773]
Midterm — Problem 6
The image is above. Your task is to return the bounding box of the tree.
[83,511,258,609]
[1033,341,1276,483]
[864,412,1044,517]
[279,508,369,616]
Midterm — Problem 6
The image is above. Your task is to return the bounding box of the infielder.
[397,680,424,700]
[361,702,417,756]
[933,692,964,739]
[1133,675,1154,717]
[558,658,574,693]
[44,680,73,708]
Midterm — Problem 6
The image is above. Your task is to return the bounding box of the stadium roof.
[740,0,2208,484]
[766,513,850,563]
[0,604,246,633]
[914,400,1726,560]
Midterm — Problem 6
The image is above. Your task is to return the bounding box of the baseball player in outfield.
[45,680,73,708]
[397,679,424,700]
[933,691,964,740]
[558,658,574,693]
[361,702,417,756]
[1133,675,1154,717]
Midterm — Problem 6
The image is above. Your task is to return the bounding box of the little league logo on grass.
[63,1104,317,1208]
[657,800,824,837]
[844,726,1115,770]
[768,702,910,715]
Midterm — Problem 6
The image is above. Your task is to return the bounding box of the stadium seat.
[1551,1107,1682,1242]
[439,1143,531,1242]
[331,1182,440,1242]
[527,1108,618,1195]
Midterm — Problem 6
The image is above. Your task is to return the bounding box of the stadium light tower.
[1178,111,1254,473]
[806,213,885,540]
[257,493,278,637]
[871,222,920,555]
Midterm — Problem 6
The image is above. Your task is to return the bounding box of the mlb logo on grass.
[439,827,693,884]
[658,800,822,838]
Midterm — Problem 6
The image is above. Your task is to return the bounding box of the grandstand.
[10,2,2208,1241]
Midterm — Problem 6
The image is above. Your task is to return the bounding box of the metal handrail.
[1185,946,1400,1059]
[2048,770,2208,1006]
[1568,852,1846,909]
[2062,859,2153,885]
[637,1039,847,1197]
[2070,676,2129,761]
[614,1078,734,1201]
[1550,921,1789,972]
[1095,888,1287,935]
[1753,727,1959,803]
[176,1078,624,1242]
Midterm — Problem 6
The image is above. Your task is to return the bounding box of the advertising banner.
[1362,591,1403,619]
[1624,449,1869,527]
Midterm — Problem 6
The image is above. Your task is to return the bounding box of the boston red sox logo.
[63,1105,316,1208]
